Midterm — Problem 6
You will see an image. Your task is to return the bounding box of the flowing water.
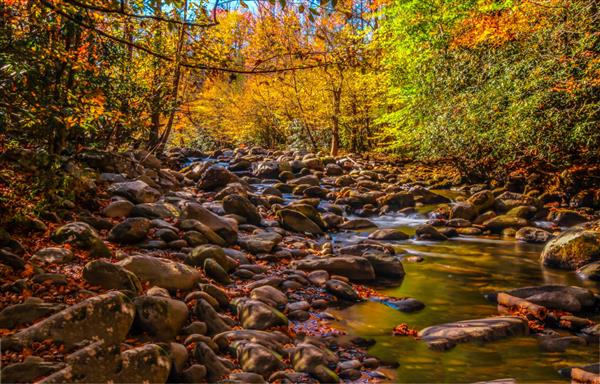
[328,197,599,383]
[212,161,598,382]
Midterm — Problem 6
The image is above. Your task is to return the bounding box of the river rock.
[194,299,232,335]
[293,256,376,281]
[291,343,339,382]
[339,218,377,230]
[130,202,178,219]
[515,227,552,243]
[416,224,447,241]
[411,186,451,204]
[467,190,495,212]
[30,247,73,266]
[237,342,285,378]
[237,299,288,330]
[204,258,232,284]
[1,356,65,383]
[577,261,600,281]
[108,180,161,204]
[82,259,142,293]
[418,316,529,350]
[118,255,202,291]
[180,202,238,244]
[289,175,320,186]
[483,215,528,233]
[0,299,66,329]
[254,161,281,178]
[378,192,415,210]
[239,232,282,253]
[51,222,108,255]
[278,209,323,235]
[496,285,595,312]
[495,192,538,212]
[549,209,588,227]
[251,285,288,307]
[108,217,152,244]
[450,203,477,221]
[374,297,425,312]
[325,279,360,301]
[540,226,600,269]
[187,244,237,272]
[363,253,405,278]
[325,163,343,176]
[102,200,134,217]
[193,341,231,381]
[368,228,409,240]
[223,194,262,225]
[198,165,238,190]
[134,295,189,340]
[1,292,135,351]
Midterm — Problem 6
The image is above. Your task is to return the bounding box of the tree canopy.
[1,0,598,177]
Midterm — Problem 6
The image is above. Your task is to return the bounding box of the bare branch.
[63,0,218,28]
[42,0,335,74]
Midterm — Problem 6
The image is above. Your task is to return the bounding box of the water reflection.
[329,218,599,382]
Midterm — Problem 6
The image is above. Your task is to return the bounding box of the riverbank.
[0,147,599,383]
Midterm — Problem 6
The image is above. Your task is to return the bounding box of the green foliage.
[379,0,600,180]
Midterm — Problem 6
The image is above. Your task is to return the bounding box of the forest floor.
[0,147,599,383]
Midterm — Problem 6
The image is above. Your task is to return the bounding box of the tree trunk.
[157,0,188,152]
[330,87,342,156]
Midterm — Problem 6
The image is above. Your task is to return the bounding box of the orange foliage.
[451,1,554,48]
[392,323,418,337]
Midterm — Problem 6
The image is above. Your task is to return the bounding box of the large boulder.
[118,255,203,291]
[292,256,375,281]
[2,292,135,351]
[108,217,152,244]
[223,195,261,225]
[540,228,600,270]
[108,180,160,204]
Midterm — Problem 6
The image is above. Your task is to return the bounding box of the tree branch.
[63,0,218,28]
[43,0,334,74]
